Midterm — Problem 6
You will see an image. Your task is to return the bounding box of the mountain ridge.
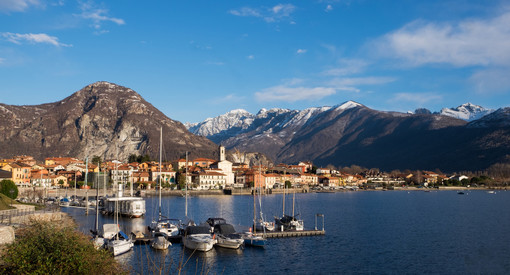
[0,81,218,162]
[186,101,510,172]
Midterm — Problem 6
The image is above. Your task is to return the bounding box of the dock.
[254,230,325,238]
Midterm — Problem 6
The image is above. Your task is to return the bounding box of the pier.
[255,229,325,238]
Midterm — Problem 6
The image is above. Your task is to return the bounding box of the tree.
[285,180,292,189]
[91,155,102,166]
[0,180,18,199]
[58,180,64,187]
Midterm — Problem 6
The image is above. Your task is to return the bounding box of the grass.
[0,193,16,211]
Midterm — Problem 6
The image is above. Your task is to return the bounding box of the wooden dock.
[254,230,325,238]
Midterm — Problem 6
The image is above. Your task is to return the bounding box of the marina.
[57,190,510,274]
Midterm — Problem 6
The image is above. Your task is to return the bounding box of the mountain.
[187,102,510,172]
[0,82,218,162]
[439,103,494,121]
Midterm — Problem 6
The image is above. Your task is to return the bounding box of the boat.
[243,231,266,247]
[91,166,105,249]
[275,214,304,231]
[487,190,496,194]
[105,160,134,257]
[213,223,244,249]
[102,196,146,218]
[148,127,181,239]
[245,164,267,247]
[457,191,465,195]
[204,217,227,232]
[182,225,216,252]
[151,235,171,250]
[103,224,134,256]
[274,180,304,231]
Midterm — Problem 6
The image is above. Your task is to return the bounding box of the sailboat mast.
[158,127,162,221]
[94,161,100,233]
[292,187,295,218]
[283,170,286,216]
[85,157,89,215]
[185,151,188,217]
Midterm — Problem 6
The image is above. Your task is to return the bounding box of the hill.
[0,82,218,162]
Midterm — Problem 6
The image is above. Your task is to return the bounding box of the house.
[2,162,31,186]
[52,175,68,187]
[152,169,176,184]
[31,175,52,187]
[192,158,216,168]
[194,170,226,190]
[316,168,331,175]
[45,157,82,166]
[13,155,37,166]
[298,161,313,172]
[300,173,319,186]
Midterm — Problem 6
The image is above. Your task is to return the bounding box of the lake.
[61,190,510,274]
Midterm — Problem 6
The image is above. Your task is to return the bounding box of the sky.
[1,0,509,123]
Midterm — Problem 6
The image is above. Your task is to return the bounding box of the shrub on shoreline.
[0,220,127,274]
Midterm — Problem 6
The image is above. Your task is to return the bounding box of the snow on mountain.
[439,103,494,121]
[187,109,254,136]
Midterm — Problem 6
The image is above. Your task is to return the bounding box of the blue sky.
[1,0,509,123]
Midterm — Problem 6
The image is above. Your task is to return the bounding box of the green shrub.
[0,180,18,199]
[0,221,127,274]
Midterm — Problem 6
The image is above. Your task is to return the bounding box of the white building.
[210,146,235,187]
[195,170,226,190]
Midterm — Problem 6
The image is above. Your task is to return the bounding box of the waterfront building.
[194,170,226,190]
[2,162,31,186]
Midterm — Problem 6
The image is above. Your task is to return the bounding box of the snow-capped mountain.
[439,103,494,121]
[186,101,360,143]
[185,100,510,172]
[186,109,254,137]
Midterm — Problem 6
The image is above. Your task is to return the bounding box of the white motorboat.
[182,226,216,252]
[151,235,171,250]
[213,224,244,249]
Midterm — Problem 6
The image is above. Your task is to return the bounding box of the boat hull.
[107,239,133,256]
[182,234,215,252]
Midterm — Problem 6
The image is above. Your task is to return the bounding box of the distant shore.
[16,185,505,198]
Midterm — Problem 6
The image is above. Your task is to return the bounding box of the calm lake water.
[62,190,510,274]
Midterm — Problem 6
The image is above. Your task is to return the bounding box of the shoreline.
[16,186,505,198]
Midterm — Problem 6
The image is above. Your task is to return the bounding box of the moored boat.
[182,225,216,252]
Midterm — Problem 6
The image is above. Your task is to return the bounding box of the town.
[0,145,494,195]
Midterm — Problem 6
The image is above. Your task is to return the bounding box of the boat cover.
[214,224,236,235]
[185,225,211,235]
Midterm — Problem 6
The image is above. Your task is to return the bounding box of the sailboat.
[91,160,105,249]
[148,127,180,241]
[105,154,134,256]
[244,165,267,247]
[275,178,304,231]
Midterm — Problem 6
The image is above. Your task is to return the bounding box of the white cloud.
[296,49,307,54]
[325,5,333,12]
[229,4,296,23]
[390,92,443,105]
[0,0,40,12]
[247,55,255,60]
[323,58,368,76]
[77,2,125,30]
[228,7,261,17]
[1,32,71,47]
[255,85,336,102]
[0,57,4,64]
[374,11,510,67]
